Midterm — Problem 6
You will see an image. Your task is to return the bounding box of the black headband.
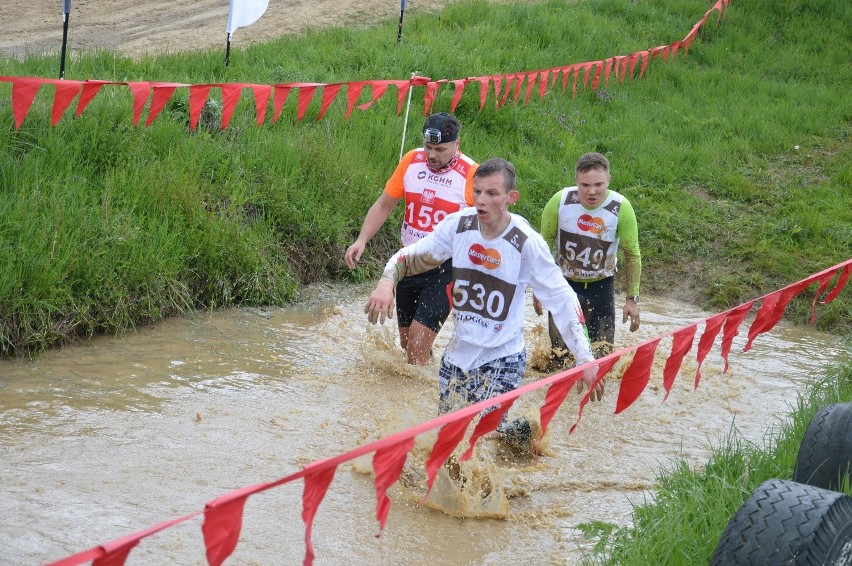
[423,113,458,144]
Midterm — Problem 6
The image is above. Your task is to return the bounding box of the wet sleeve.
[526,233,595,365]
[463,162,478,206]
[381,212,456,283]
[383,151,415,199]
[617,198,642,297]
[539,190,562,255]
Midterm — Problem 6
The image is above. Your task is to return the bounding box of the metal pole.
[60,0,71,79]
[396,0,407,43]
[225,33,232,66]
[400,72,416,162]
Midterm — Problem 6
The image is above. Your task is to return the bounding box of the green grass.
[1,0,850,356]
[577,355,852,565]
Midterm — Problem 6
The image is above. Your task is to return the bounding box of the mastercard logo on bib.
[468,243,501,269]
[577,214,605,234]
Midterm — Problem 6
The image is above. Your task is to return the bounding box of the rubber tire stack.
[711,403,852,565]
[794,402,852,492]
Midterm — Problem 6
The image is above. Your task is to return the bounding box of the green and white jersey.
[555,187,625,280]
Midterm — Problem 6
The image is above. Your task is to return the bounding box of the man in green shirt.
[535,152,641,363]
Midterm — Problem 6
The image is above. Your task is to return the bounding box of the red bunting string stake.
[44,258,850,566]
[0,0,734,130]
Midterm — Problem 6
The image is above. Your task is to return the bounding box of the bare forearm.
[381,247,445,284]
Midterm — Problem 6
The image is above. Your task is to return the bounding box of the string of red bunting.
[44,256,851,566]
[1,0,729,131]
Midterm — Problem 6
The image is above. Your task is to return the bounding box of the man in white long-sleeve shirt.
[365,158,604,439]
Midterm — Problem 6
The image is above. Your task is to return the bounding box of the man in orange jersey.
[345,113,477,365]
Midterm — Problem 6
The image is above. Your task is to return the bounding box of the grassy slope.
[0,0,850,356]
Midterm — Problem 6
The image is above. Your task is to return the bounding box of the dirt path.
[0,0,473,59]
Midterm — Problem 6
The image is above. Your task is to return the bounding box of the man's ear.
[508,190,520,205]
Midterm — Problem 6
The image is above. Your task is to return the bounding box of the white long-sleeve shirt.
[383,208,594,371]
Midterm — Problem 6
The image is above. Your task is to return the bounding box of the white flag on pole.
[227,0,269,34]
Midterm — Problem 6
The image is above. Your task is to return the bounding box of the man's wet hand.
[344,241,365,270]
[532,295,544,316]
[622,301,640,332]
[576,363,604,401]
[365,279,395,324]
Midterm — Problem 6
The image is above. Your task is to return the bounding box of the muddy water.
[0,284,844,565]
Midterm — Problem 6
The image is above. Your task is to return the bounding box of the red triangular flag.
[125,82,151,126]
[317,83,342,120]
[450,79,467,112]
[296,84,319,121]
[302,467,337,566]
[822,263,851,305]
[52,80,83,126]
[188,84,213,131]
[423,80,442,115]
[249,84,272,125]
[92,540,138,566]
[523,72,538,104]
[637,50,650,77]
[356,80,390,111]
[492,75,502,108]
[393,80,411,115]
[662,324,697,399]
[423,414,475,495]
[539,373,581,440]
[202,487,254,566]
[538,69,549,98]
[615,338,661,414]
[603,58,614,87]
[744,279,812,352]
[76,80,111,117]
[459,399,514,461]
[720,302,754,373]
[373,437,415,535]
[344,81,366,119]
[145,84,179,126]
[571,355,620,432]
[220,83,243,130]
[11,77,43,129]
[272,84,292,122]
[590,62,602,91]
[694,311,727,388]
[470,77,486,111]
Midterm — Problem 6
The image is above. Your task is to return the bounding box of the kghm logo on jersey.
[421,188,436,204]
[577,214,605,234]
[426,173,453,186]
[468,243,501,269]
[417,171,427,180]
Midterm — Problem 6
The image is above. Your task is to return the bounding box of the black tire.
[710,479,852,565]
[794,402,852,492]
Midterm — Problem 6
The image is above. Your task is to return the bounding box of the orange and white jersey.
[385,149,476,246]
[383,208,594,371]
[556,187,624,280]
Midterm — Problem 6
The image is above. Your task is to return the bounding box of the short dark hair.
[422,112,461,143]
[575,152,610,175]
[474,158,516,192]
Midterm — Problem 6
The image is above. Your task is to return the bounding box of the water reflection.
[0,284,845,565]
